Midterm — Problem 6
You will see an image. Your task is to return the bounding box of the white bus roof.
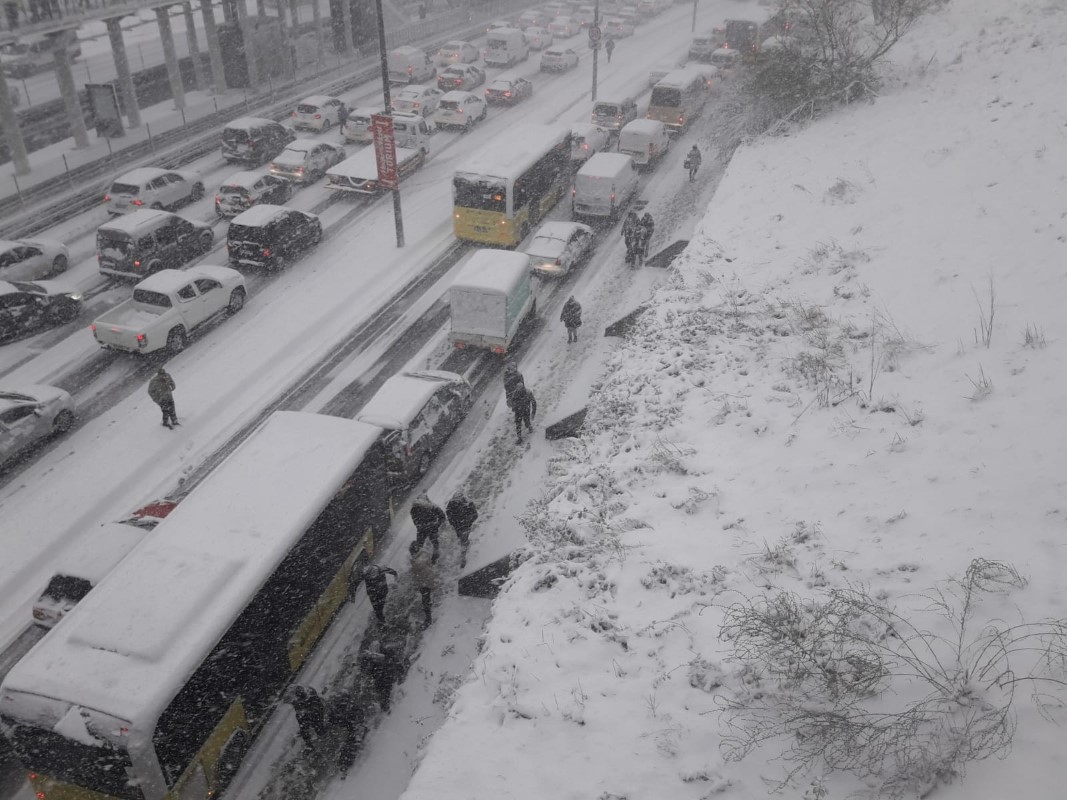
[453,124,570,186]
[452,249,530,295]
[1,411,383,729]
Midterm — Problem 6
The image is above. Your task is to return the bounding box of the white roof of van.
[452,250,530,295]
[357,371,464,431]
[229,204,288,226]
[621,118,665,136]
[578,152,633,178]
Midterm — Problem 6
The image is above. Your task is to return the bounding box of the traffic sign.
[588,25,602,43]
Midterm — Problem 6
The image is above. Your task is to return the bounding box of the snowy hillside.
[395,1,1067,798]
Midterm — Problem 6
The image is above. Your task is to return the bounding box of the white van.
[647,67,708,132]
[618,119,671,167]
[484,27,529,67]
[388,45,437,84]
[450,250,536,354]
[572,152,639,222]
[591,95,638,131]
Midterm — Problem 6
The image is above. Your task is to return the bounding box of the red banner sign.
[370,114,399,191]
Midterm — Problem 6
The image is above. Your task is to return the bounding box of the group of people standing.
[623,211,656,267]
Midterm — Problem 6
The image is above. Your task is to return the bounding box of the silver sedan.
[0,384,75,466]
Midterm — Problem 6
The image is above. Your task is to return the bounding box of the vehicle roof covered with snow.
[133,266,236,293]
[224,116,278,132]
[297,94,336,107]
[229,204,290,227]
[454,124,569,185]
[452,249,530,295]
[358,370,466,431]
[219,171,264,190]
[621,118,667,136]
[577,152,634,178]
[112,167,169,185]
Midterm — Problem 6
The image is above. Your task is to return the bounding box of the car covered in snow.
[485,75,534,105]
[604,17,635,37]
[434,91,488,131]
[357,370,473,483]
[0,279,82,342]
[0,237,69,281]
[547,16,579,38]
[434,40,480,67]
[540,47,579,72]
[437,64,486,92]
[569,123,611,165]
[214,171,293,217]
[392,84,444,118]
[104,167,205,215]
[523,26,554,50]
[269,139,347,183]
[341,107,386,144]
[291,94,345,132]
[0,384,74,466]
[226,205,323,271]
[525,221,594,277]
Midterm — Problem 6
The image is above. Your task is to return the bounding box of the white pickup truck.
[326,145,426,195]
[90,266,247,354]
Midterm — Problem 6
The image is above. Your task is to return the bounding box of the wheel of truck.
[227,287,246,314]
[166,327,187,353]
[52,409,75,433]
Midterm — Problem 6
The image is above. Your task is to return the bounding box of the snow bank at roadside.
[400,1,1067,798]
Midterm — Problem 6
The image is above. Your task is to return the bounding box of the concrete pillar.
[311,0,324,60]
[200,0,227,94]
[105,17,140,128]
[53,31,89,149]
[0,69,30,175]
[182,3,207,91]
[233,0,258,88]
[256,0,266,18]
[339,0,354,53]
[288,0,298,31]
[155,8,186,110]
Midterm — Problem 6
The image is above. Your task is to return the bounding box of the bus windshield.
[650,87,681,107]
[453,176,507,213]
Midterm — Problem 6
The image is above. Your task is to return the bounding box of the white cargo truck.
[449,250,536,355]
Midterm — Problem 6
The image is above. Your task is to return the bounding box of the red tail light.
[214,194,221,203]
[95,250,101,261]
[408,65,414,75]
[648,143,654,156]
[291,111,297,116]
[610,190,616,203]
[571,187,576,197]
[504,91,512,97]
[458,107,464,114]
[263,248,272,257]
[133,260,141,268]
[89,323,96,333]
[103,194,111,202]
[136,333,147,348]
[555,258,562,265]
[132,199,144,206]
[314,114,321,119]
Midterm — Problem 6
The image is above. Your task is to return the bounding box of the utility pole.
[373,0,405,248]
[692,0,698,32]
[590,0,600,102]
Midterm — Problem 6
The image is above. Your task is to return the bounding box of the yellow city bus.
[452,123,572,247]
[646,68,708,132]
[0,411,393,800]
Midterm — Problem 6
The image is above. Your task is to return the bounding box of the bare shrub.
[966,365,993,401]
[973,276,996,348]
[718,559,1067,798]
[1022,323,1046,349]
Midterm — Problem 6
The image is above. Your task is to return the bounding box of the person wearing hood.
[561,295,582,344]
[409,540,436,627]
[622,210,639,264]
[286,685,327,748]
[354,563,398,624]
[503,362,525,409]
[147,368,178,428]
[410,493,445,564]
[511,384,537,444]
[446,491,478,567]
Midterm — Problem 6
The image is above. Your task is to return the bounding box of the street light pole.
[591,0,600,102]
[692,0,697,32]
[374,0,405,248]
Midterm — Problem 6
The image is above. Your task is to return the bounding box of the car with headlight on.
[485,75,534,105]
[269,139,347,183]
[0,384,75,466]
[0,280,82,342]
[524,221,593,278]
[291,95,345,132]
[434,40,480,67]
[214,172,294,217]
[540,47,579,72]
[437,64,486,92]
[0,238,70,280]
[104,167,205,215]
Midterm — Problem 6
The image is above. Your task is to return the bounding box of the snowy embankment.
[399,1,1067,798]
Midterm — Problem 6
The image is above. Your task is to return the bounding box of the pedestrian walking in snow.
[605,38,615,63]
[561,295,582,343]
[622,210,639,265]
[511,385,537,444]
[338,103,349,129]
[684,144,702,182]
[503,362,526,409]
[148,368,178,428]
[410,493,445,564]
[354,563,398,624]
[633,213,655,266]
[409,540,436,626]
[358,638,406,712]
[287,685,327,749]
[328,682,366,778]
[446,490,478,566]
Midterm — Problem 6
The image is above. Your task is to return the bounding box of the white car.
[486,19,510,33]
[540,47,579,72]
[711,48,742,70]
[291,95,345,132]
[525,221,594,277]
[0,384,74,466]
[0,238,70,280]
[524,26,554,50]
[605,17,635,37]
[342,107,385,144]
[105,167,205,215]
[547,16,579,37]
[516,9,546,29]
[269,139,347,183]
[392,84,443,118]
[434,40,480,67]
[570,123,611,165]
[434,91,487,131]
[214,171,293,218]
[572,4,596,27]
[437,64,486,92]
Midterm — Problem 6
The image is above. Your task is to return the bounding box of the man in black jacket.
[561,296,582,343]
[503,363,525,409]
[511,385,537,444]
[446,491,478,567]
[287,686,327,749]
[410,494,445,563]
[354,563,398,624]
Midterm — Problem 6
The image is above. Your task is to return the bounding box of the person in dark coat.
[622,210,639,264]
[147,368,178,428]
[328,682,366,778]
[633,213,655,266]
[605,38,615,63]
[338,103,349,129]
[287,685,327,748]
[511,385,537,444]
[560,295,582,343]
[359,638,405,712]
[354,563,398,624]
[446,490,477,547]
[409,540,436,626]
[410,494,445,563]
[503,362,525,409]
[684,144,702,181]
